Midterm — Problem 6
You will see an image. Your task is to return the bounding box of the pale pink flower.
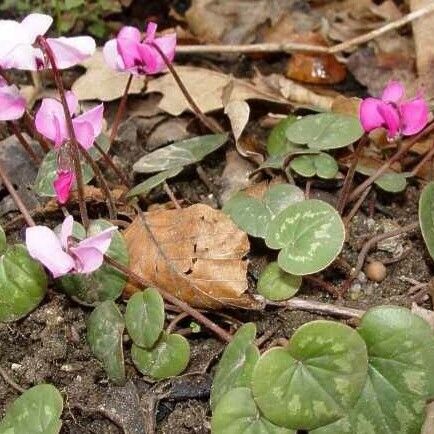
[26,216,117,278]
[359,81,429,138]
[0,77,26,121]
[54,170,75,204]
[0,13,95,71]
[103,22,176,75]
[35,91,103,150]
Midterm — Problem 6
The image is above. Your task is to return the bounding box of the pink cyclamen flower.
[0,13,95,71]
[359,81,429,138]
[35,91,103,150]
[26,215,117,278]
[0,77,26,121]
[54,170,75,204]
[103,22,176,75]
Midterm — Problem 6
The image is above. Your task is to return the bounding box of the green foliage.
[356,165,407,193]
[125,289,165,349]
[131,332,190,380]
[223,184,305,238]
[133,134,228,173]
[211,323,260,410]
[0,384,63,434]
[290,153,339,179]
[87,301,125,384]
[126,168,183,198]
[0,225,6,255]
[0,245,48,322]
[266,116,302,156]
[266,199,345,275]
[59,219,129,305]
[256,262,301,301]
[419,181,434,260]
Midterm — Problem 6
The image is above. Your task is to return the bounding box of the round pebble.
[365,261,387,282]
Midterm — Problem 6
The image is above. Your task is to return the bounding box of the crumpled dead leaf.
[72,50,145,101]
[123,204,257,309]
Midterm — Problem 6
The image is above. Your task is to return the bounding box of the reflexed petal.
[20,13,52,42]
[118,25,141,42]
[26,226,75,278]
[65,91,78,115]
[154,33,176,63]
[381,81,404,103]
[0,84,26,121]
[46,36,96,69]
[117,37,141,71]
[103,39,125,71]
[359,98,385,132]
[60,215,74,250]
[35,98,68,146]
[138,44,160,74]
[400,97,429,136]
[54,170,75,204]
[145,22,158,42]
[73,103,103,139]
[1,44,43,70]
[70,246,104,274]
[76,226,117,253]
[72,119,94,150]
[377,103,400,137]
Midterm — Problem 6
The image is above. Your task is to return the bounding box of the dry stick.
[103,255,232,342]
[304,275,340,298]
[8,121,41,164]
[337,135,368,215]
[37,36,89,229]
[177,3,434,55]
[0,365,26,394]
[110,74,133,145]
[151,42,224,134]
[410,141,434,177]
[163,181,181,209]
[348,121,434,203]
[0,160,35,226]
[166,311,189,334]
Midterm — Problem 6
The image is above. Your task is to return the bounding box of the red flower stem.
[37,36,89,229]
[150,43,224,134]
[7,122,41,164]
[0,160,35,227]
[103,254,232,342]
[109,74,133,145]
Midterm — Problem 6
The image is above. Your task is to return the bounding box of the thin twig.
[304,275,341,298]
[110,74,133,145]
[8,122,41,164]
[0,365,26,393]
[344,186,372,226]
[177,3,434,55]
[163,182,181,209]
[410,142,434,177]
[166,312,189,334]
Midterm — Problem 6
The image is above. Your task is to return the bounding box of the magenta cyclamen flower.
[35,91,103,150]
[0,77,26,121]
[359,81,429,138]
[54,170,75,205]
[103,22,176,75]
[26,216,117,278]
[0,13,95,71]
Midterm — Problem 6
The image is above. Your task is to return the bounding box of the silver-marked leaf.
[266,199,345,275]
[251,321,368,430]
[125,288,164,349]
[290,154,316,177]
[375,173,407,193]
[211,323,260,410]
[87,301,125,384]
[126,167,183,198]
[223,193,271,238]
[0,245,47,322]
[212,387,295,434]
[286,113,363,150]
[59,220,129,305]
[290,153,338,179]
[0,384,63,434]
[133,134,228,173]
[263,184,305,216]
[312,306,434,434]
[420,182,434,261]
[257,262,301,301]
[131,332,190,380]
[267,115,302,156]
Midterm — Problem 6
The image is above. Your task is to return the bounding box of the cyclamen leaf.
[0,384,63,434]
[257,262,301,301]
[419,181,434,261]
[267,115,302,156]
[133,134,228,173]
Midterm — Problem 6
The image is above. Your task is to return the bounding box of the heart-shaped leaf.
[257,262,301,301]
[266,199,345,275]
[126,167,183,198]
[0,245,47,322]
[211,323,260,410]
[420,181,434,260]
[59,219,129,305]
[131,332,190,380]
[125,288,165,349]
[0,384,63,434]
[286,113,363,150]
[267,116,302,156]
[133,134,228,173]
[87,301,125,384]
[223,184,305,239]
[374,172,407,193]
[212,387,295,434]
[290,153,338,179]
[312,306,434,434]
[251,320,368,430]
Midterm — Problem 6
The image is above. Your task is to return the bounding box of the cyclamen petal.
[377,103,400,138]
[54,170,75,204]
[0,82,26,121]
[118,26,141,42]
[359,98,385,132]
[381,81,404,103]
[46,36,96,69]
[72,103,104,149]
[35,98,68,147]
[20,13,52,42]
[69,246,105,274]
[60,215,74,250]
[103,39,125,71]
[400,97,429,136]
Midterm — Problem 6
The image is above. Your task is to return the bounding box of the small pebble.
[365,261,387,282]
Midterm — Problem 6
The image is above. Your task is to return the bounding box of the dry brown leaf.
[146,66,288,116]
[331,95,361,116]
[123,204,258,309]
[72,50,145,101]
